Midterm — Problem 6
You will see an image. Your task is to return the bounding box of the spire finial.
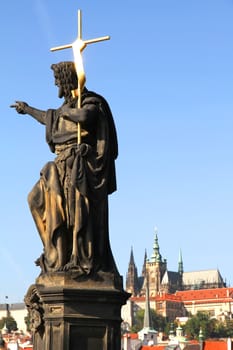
[150,227,162,262]
[129,246,135,265]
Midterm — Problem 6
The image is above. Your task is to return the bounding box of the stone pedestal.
[25,272,130,350]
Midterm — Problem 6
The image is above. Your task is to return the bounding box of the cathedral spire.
[126,246,139,296]
[141,249,147,277]
[178,249,183,274]
[129,246,135,265]
[150,227,162,263]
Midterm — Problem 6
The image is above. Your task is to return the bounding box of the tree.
[184,312,231,340]
[152,310,168,332]
[131,308,168,333]
[184,312,212,339]
[209,318,233,338]
[0,316,17,332]
[131,309,144,333]
[225,319,233,338]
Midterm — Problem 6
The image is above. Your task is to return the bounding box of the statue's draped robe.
[28,91,118,274]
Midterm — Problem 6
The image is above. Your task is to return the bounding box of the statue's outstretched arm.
[10,101,46,125]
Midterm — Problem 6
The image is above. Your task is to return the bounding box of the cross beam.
[50,9,110,144]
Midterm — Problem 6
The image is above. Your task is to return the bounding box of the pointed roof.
[143,276,153,329]
[150,228,162,263]
[129,246,136,265]
[161,271,180,285]
[178,249,183,274]
[126,246,140,295]
[141,249,147,277]
[138,276,157,340]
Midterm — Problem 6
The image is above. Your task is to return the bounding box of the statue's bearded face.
[54,74,64,98]
[58,85,64,98]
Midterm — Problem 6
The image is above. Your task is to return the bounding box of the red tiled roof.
[131,287,233,304]
[141,346,165,350]
[141,341,229,350]
[176,288,233,303]
[129,333,138,339]
[204,340,227,350]
[131,288,233,305]
[141,346,199,350]
[131,293,182,302]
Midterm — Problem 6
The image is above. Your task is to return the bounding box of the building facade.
[126,229,226,297]
[123,229,228,326]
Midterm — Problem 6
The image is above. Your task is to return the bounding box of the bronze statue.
[11,61,118,277]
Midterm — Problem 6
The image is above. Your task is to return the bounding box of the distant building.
[123,229,228,326]
[122,286,233,328]
[126,228,226,297]
[176,288,233,319]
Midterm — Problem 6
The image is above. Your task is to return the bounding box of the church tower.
[126,247,140,296]
[141,228,167,296]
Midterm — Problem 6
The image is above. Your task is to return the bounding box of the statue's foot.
[63,256,92,277]
[63,255,79,271]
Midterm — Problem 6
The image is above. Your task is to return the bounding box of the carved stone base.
[25,272,130,350]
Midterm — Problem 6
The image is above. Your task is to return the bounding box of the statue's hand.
[10,101,28,114]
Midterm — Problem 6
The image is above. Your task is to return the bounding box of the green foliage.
[184,312,233,340]
[131,308,233,339]
[152,310,168,332]
[184,311,213,339]
[0,316,18,332]
[131,308,168,333]
[131,309,144,333]
[225,319,233,338]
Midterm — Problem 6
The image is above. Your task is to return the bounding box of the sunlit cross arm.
[50,9,110,144]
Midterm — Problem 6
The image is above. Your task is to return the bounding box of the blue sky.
[1,0,233,303]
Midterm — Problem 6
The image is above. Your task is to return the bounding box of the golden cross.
[50,9,110,144]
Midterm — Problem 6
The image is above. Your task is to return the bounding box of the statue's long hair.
[51,61,78,103]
